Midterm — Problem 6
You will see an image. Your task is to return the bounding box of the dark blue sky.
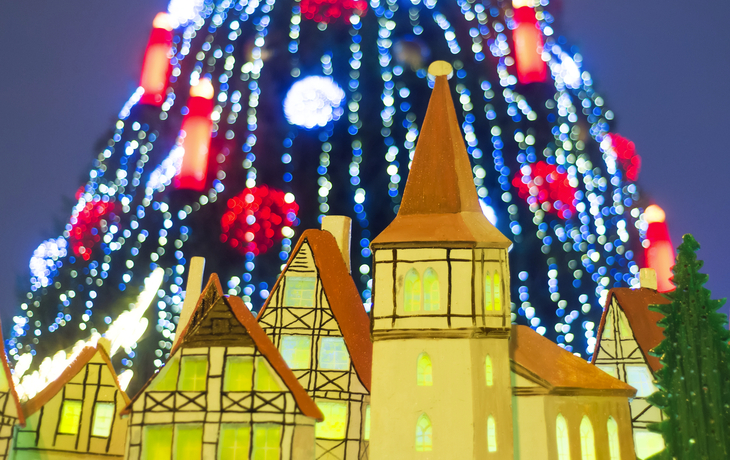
[0,0,728,328]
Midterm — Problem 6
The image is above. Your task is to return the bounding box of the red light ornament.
[221,186,299,256]
[643,204,674,292]
[512,6,547,84]
[175,79,215,191]
[512,161,576,219]
[605,134,641,181]
[69,188,119,261]
[139,13,174,106]
[300,0,367,23]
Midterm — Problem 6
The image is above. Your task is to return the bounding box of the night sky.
[0,0,728,332]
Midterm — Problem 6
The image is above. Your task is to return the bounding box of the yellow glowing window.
[142,425,173,460]
[596,365,618,379]
[364,405,371,441]
[415,413,432,452]
[224,356,254,392]
[485,273,493,311]
[626,365,657,398]
[316,401,348,439]
[493,272,501,311]
[284,277,316,307]
[252,424,282,460]
[179,356,208,391]
[485,355,494,387]
[618,311,632,338]
[218,424,250,460]
[280,335,311,369]
[150,356,180,391]
[254,357,281,391]
[404,269,421,312]
[174,424,203,460]
[556,414,571,460]
[602,310,615,340]
[417,353,433,386]
[320,337,350,370]
[91,402,115,437]
[607,417,620,460]
[487,415,497,452]
[423,268,440,311]
[634,431,665,459]
[58,400,82,435]
[580,416,596,460]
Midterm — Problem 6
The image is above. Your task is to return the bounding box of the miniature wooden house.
[0,324,24,460]
[11,344,129,460]
[123,275,323,460]
[592,271,670,460]
[257,220,372,460]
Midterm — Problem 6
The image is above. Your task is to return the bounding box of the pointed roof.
[0,321,24,425]
[125,276,323,421]
[510,325,636,397]
[257,229,373,391]
[372,64,511,249]
[23,345,129,419]
[592,287,670,373]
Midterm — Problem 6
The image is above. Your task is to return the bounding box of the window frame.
[319,337,350,370]
[283,276,317,307]
[58,399,83,435]
[91,401,115,438]
[179,355,209,391]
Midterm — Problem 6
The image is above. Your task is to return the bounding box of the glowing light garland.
[283,76,346,129]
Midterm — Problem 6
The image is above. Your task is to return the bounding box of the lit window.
[218,424,250,460]
[280,335,311,369]
[596,365,618,379]
[423,268,440,311]
[58,400,82,435]
[284,277,316,307]
[316,401,348,439]
[602,310,615,339]
[485,273,493,311]
[634,431,665,459]
[91,402,115,437]
[174,424,203,460]
[417,353,433,386]
[607,417,620,460]
[626,365,657,397]
[618,311,632,338]
[150,356,180,391]
[252,424,282,460]
[319,337,350,370]
[142,424,173,460]
[224,356,253,391]
[415,414,432,452]
[254,357,281,391]
[487,415,497,452]
[493,272,501,311]
[404,269,421,312]
[364,405,371,441]
[556,414,570,460]
[179,356,208,391]
[580,416,596,460]
[485,355,494,387]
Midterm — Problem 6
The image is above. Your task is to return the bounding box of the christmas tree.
[648,234,730,460]
[9,0,652,394]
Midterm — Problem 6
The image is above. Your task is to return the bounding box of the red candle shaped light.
[139,13,174,106]
[512,1,547,84]
[175,78,215,191]
[643,204,675,292]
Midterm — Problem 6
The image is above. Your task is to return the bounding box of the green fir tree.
[648,234,730,460]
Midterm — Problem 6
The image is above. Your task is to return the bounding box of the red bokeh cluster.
[606,134,641,181]
[300,0,367,23]
[512,161,576,219]
[69,188,118,261]
[221,186,299,256]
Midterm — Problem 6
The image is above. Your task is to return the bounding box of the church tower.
[369,62,514,459]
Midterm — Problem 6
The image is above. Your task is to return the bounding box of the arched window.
[415,414,432,452]
[556,414,571,460]
[607,417,620,460]
[580,416,596,460]
[485,355,494,387]
[417,353,433,386]
[485,273,493,311]
[487,415,497,452]
[493,272,501,311]
[404,269,421,312]
[423,268,440,311]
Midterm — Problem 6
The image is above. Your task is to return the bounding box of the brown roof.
[371,74,511,249]
[592,287,670,373]
[23,345,130,418]
[510,325,636,397]
[125,276,323,421]
[0,321,24,425]
[257,229,373,392]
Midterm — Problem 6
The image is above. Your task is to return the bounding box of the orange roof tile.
[257,229,373,392]
[0,321,24,426]
[371,73,511,249]
[592,287,670,373]
[510,325,636,397]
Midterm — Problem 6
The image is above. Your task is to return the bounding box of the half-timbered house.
[257,218,372,460]
[592,270,670,459]
[123,274,323,460]
[11,344,129,460]
[0,324,23,460]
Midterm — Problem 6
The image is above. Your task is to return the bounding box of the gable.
[182,285,255,349]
